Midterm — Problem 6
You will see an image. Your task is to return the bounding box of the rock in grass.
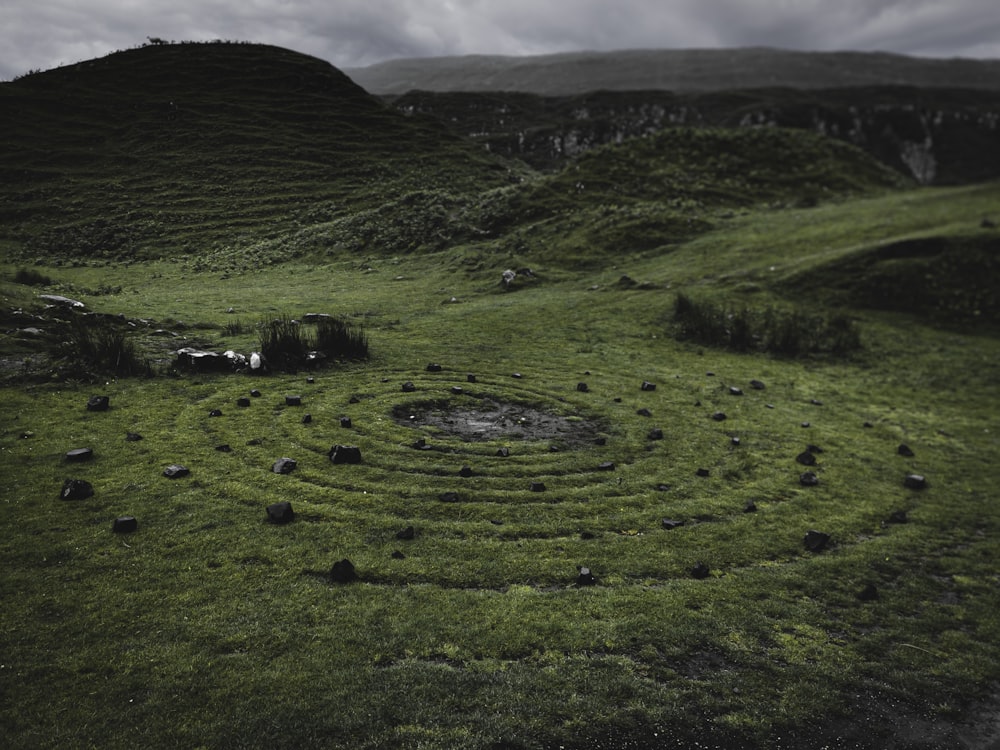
[711,412,727,422]
[799,471,819,486]
[636,408,652,417]
[529,481,546,492]
[330,559,358,583]
[340,417,352,428]
[126,432,143,442]
[439,491,461,503]
[396,526,415,541]
[887,510,908,524]
[750,379,766,390]
[795,450,817,466]
[209,409,223,417]
[858,583,880,601]
[729,386,743,396]
[60,478,94,501]
[904,474,928,490]
[744,500,757,513]
[112,516,138,533]
[648,428,664,440]
[250,389,262,398]
[272,458,297,475]
[236,397,251,407]
[65,447,93,462]
[597,461,616,472]
[163,464,190,479]
[696,468,710,477]
[426,363,443,372]
[804,530,830,552]
[459,466,473,477]
[496,446,510,457]
[328,445,362,465]
[641,381,656,391]
[216,444,232,452]
[302,414,312,424]
[266,501,294,524]
[691,562,711,579]
[86,395,110,412]
[402,381,416,393]
[576,382,589,393]
[898,444,915,457]
[661,519,685,530]
[576,567,597,586]
[285,395,302,406]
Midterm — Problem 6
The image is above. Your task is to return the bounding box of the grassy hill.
[1,42,1000,750]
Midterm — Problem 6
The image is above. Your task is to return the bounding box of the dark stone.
[285,395,302,406]
[396,526,415,540]
[898,444,915,457]
[246,438,263,446]
[215,444,232,452]
[580,531,595,540]
[65,447,93,462]
[858,583,880,601]
[706,372,715,377]
[654,483,672,492]
[250,389,262,398]
[729,386,743,396]
[696,468,710,477]
[459,466,473,477]
[597,461,616,472]
[801,422,811,428]
[512,372,522,379]
[529,481,546,492]
[60,478,94,501]
[340,417,352,428]
[636,408,652,417]
[86,395,110,412]
[236,397,251,407]
[712,412,727,422]
[272,458,297,475]
[451,386,464,395]
[306,377,315,384]
[594,437,607,446]
[402,381,416,393]
[888,510,908,524]
[648,428,664,440]
[163,464,190,479]
[412,438,427,449]
[391,550,406,559]
[112,516,138,533]
[426,363,442,372]
[209,409,223,417]
[266,501,294,524]
[799,471,819,486]
[330,559,358,583]
[328,445,362,465]
[806,444,824,454]
[904,474,928,490]
[576,567,597,586]
[863,421,873,428]
[661,519,685,530]
[750,379,766,390]
[576,382,589,393]
[804,530,830,552]
[439,491,461,503]
[302,414,312,424]
[795,450,817,466]
[641,381,656,391]
[467,373,477,383]
[691,562,711,579]
[125,432,143,442]
[731,436,741,446]
[496,447,510,457]
[744,501,757,513]
[349,395,361,404]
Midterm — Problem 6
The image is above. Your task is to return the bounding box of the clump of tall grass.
[13,268,55,286]
[672,292,861,357]
[258,314,368,372]
[64,315,151,376]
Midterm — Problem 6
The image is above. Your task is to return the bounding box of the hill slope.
[345,47,1000,96]
[0,42,520,261]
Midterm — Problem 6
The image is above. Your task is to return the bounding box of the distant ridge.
[345,47,1000,95]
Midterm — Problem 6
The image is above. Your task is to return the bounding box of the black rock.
[266,501,295,524]
[402,381,416,393]
[810,399,823,406]
[898,444,915,457]
[801,422,811,428]
[459,466,473,477]
[594,437,607,446]
[729,386,743,396]
[112,516,138,533]
[799,471,819,486]
[391,550,406,559]
[125,432,143,442]
[696,468,710,477]
[65,447,94,462]
[330,559,358,583]
[887,510,908,524]
[306,377,315,384]
[250,389,262,398]
[328,445,362,465]
[806,444,824,454]
[86,395,110,412]
[246,438,263,446]
[340,417,352,428]
[904,474,928,490]
[576,567,597,586]
[691,562,711,579]
[511,372,522,379]
[163,464,190,479]
[396,526,415,541]
[744,501,757,513]
[302,414,313,424]
[467,373,477,383]
[236,397,251,407]
[209,409,223,417]
[731,436,741,446]
[439,491,461,503]
[216,444,232,452]
[580,531,595,540]
[496,447,510,457]
[712,412,727,422]
[576,382,589,393]
[750,379,766,390]
[411,438,427,450]
[451,386,464,395]
[648,428,664,440]
[636,408,652,417]
[661,519,685,530]
[863,421,873,428]
[272,457,297,475]
[795,450,817,466]
[597,461,616,472]
[285,395,302,406]
[804,530,830,552]
[654,483,672,492]
[530,481,546,492]
[858,583,880,601]
[60,478,94,501]
[641,381,656,391]
[426,363,442,372]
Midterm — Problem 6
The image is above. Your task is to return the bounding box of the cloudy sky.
[3,0,1000,81]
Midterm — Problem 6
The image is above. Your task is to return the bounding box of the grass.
[1,43,999,749]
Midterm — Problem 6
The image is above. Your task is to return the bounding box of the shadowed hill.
[0,42,520,261]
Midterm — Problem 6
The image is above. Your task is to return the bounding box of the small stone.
[810,399,823,406]
[579,531,595,540]
[636,408,652,417]
[801,422,811,428]
[898,444,915,457]
[272,458,297,475]
[163,464,190,479]
[729,386,743,396]
[654,483,672,492]
[597,461,616,472]
[209,409,223,417]
[858,583,879,601]
[696,468,710,477]
[340,417,352,428]
[887,510,908,524]
[594,437,607,446]
[328,445,362,465]
[576,567,597,586]
[744,501,757,513]
[806,444,824,454]
[467,373,477,383]
[648,428,664,440]
[804,530,830,552]
[302,414,312,424]
[712,412,727,422]
[661,519,685,530]
[266,501,294,524]
[795,451,817,466]
[731,436,741,446]
[65,447,94,462]
[330,559,358,583]
[863,421,873,428]
[511,372,522,379]
[391,550,406,559]
[439,491,461,503]
[426,363,442,372]
[112,516,138,533]
[451,386,464,395]
[459,466,473,477]
[306,377,315,384]
[86,395,110,412]
[576,382,589,393]
[125,432,143,442]
[215,444,231,452]
[750,379,766,390]
[396,526,415,540]
[641,381,656,391]
[60,478,94,501]
[285,395,302,406]
[402,381,416,393]
[236,397,251,407]
[250,389,262,398]
[904,474,928,490]
[496,447,510,457]
[246,438,263,446]
[691,562,711,579]
[530,481,546,492]
[799,471,819,486]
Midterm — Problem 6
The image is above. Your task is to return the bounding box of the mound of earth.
[392,398,604,447]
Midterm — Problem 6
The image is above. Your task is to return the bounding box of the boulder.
[636,408,652,417]
[467,373,477,383]
[236,397,251,407]
[858,583,880,601]
[439,491,461,502]
[112,516,138,533]
[330,559,358,584]
[696,468,710,477]
[60,478,94,501]
[266,501,295,524]
[729,386,744,396]
[86,395,110,412]
[272,458,297,475]
[216,444,232,452]
[451,386,464,395]
[328,445,362,465]
[496,447,510,457]
[250,389,262,398]
[209,409,223,417]
[125,432,143,442]
[163,464,190,479]
[302,414,313,424]
[39,294,85,309]
[459,466,473,477]
[173,348,230,373]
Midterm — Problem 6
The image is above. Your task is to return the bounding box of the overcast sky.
[4,0,1000,81]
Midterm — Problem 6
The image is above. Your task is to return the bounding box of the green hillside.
[1,42,999,750]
